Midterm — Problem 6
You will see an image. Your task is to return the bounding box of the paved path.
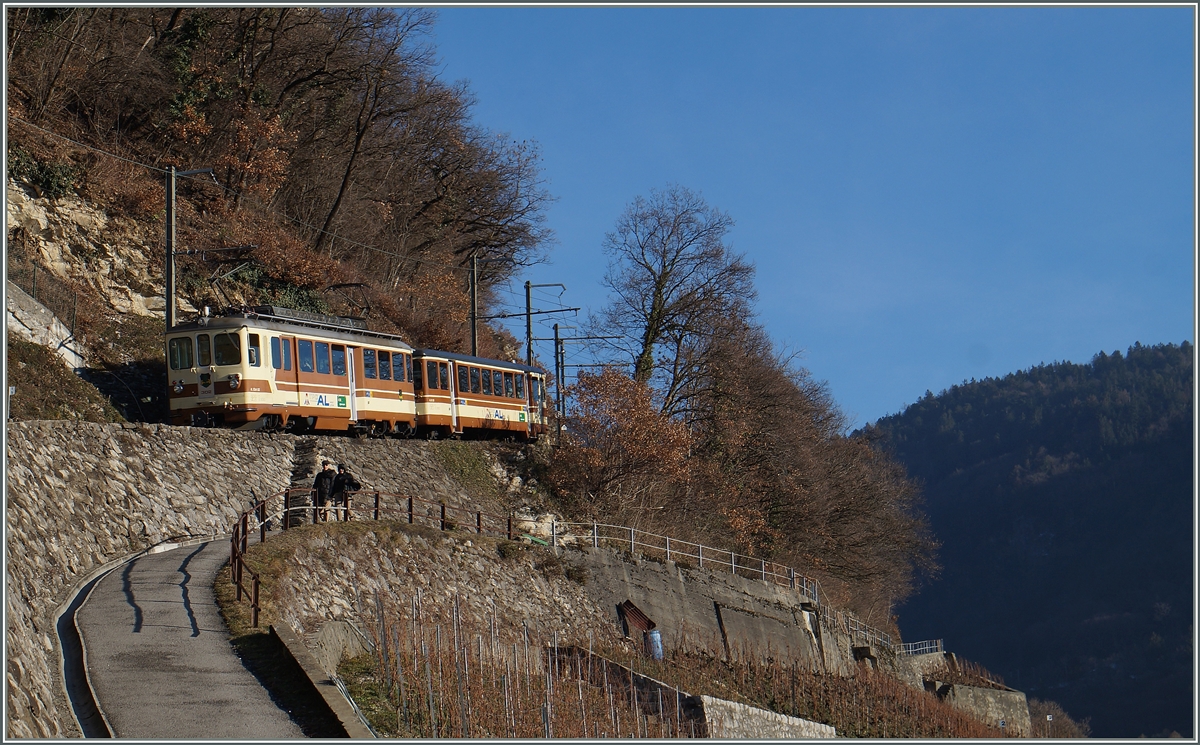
[75,539,304,739]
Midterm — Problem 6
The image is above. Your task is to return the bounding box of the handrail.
[555,521,823,607]
[227,490,897,650]
[899,639,943,656]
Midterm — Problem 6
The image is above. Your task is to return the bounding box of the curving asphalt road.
[74,539,304,739]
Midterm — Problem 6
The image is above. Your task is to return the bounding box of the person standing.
[331,464,362,521]
[313,461,335,522]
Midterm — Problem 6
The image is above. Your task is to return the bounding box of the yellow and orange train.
[164,306,550,439]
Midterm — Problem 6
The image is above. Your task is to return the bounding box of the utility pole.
[469,253,479,356]
[525,282,566,365]
[165,165,214,331]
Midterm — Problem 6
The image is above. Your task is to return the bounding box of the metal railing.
[899,639,943,656]
[227,491,897,652]
[556,521,822,606]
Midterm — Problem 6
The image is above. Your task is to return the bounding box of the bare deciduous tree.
[597,185,755,416]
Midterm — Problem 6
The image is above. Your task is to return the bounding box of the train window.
[515,373,525,399]
[197,334,211,367]
[393,353,405,382]
[378,351,391,380]
[283,339,292,371]
[332,345,346,376]
[438,362,449,390]
[214,333,241,366]
[364,349,377,379]
[531,378,542,404]
[458,366,469,394]
[270,337,282,369]
[405,353,413,384]
[504,372,515,398]
[168,337,194,370]
[426,361,438,390]
[481,368,492,395]
[314,342,330,374]
[469,367,481,394]
[298,340,315,372]
[493,371,505,397]
[248,334,261,367]
[412,359,423,389]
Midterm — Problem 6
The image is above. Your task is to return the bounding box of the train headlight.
[228,374,241,390]
[172,380,184,394]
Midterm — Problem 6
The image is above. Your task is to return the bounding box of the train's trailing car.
[164,306,549,440]
[412,350,548,439]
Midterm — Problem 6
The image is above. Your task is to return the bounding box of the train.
[164,305,550,439]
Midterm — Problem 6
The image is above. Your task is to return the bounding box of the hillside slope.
[871,343,1193,738]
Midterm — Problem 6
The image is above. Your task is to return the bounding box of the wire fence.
[7,252,80,336]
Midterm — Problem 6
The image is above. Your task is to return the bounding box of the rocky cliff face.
[6,179,185,320]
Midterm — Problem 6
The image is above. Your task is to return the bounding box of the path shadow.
[229,632,347,738]
[121,559,143,633]
[176,544,205,637]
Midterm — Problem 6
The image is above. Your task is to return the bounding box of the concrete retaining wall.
[699,696,836,738]
[942,684,1031,736]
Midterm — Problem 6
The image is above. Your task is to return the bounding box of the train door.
[344,346,358,422]
[448,360,460,433]
[280,335,299,403]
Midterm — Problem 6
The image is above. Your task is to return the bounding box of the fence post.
[408,497,414,524]
[731,553,736,575]
[665,537,671,563]
[374,491,380,521]
[789,568,795,589]
[259,501,266,544]
[440,503,447,531]
[761,559,766,580]
[508,516,513,541]
[698,544,703,569]
[477,511,483,535]
[592,522,598,548]
[551,521,557,555]
[240,513,249,556]
[629,527,635,554]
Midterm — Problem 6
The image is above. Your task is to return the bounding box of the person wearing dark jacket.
[331,464,362,521]
[313,461,335,522]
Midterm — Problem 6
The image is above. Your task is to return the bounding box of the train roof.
[414,349,546,375]
[166,306,414,350]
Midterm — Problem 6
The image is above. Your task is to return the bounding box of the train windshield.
[213,333,241,366]
[168,337,193,370]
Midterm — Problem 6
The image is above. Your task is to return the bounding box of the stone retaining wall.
[4,421,489,739]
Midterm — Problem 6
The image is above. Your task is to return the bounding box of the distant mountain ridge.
[870,342,1193,738]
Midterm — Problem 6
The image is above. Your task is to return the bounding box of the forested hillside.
[6,8,936,633]
[870,342,1194,738]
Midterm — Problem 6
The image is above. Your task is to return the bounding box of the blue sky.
[433,6,1194,428]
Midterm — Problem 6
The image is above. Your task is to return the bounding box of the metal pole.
[165,166,175,330]
[525,280,533,366]
[470,253,478,357]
